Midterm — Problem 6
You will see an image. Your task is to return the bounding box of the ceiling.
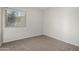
[9,7,49,11]
[36,7,49,10]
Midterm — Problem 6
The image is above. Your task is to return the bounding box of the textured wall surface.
[2,8,43,42]
[43,8,79,46]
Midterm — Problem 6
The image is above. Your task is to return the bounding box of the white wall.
[1,7,79,46]
[2,8,43,42]
[0,8,1,43]
[43,7,79,46]
[0,8,3,45]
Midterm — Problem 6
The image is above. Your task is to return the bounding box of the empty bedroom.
[0,7,79,51]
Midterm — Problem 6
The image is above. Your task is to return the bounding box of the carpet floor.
[0,35,79,51]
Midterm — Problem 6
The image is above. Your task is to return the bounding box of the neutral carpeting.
[0,35,79,51]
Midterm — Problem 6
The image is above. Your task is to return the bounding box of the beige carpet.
[0,35,79,51]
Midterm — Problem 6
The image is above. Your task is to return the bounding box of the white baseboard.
[44,34,79,47]
[3,33,79,47]
[3,34,42,43]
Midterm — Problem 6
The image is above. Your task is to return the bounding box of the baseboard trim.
[3,34,79,47]
[3,34,43,44]
[43,34,79,47]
